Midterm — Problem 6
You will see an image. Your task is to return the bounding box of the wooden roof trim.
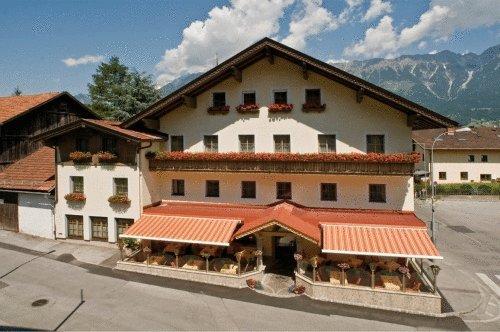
[122,38,458,129]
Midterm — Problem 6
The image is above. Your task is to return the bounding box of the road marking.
[476,273,500,297]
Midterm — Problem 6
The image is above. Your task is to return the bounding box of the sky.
[1,0,499,96]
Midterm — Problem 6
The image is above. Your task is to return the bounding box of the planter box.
[302,104,326,113]
[207,106,230,114]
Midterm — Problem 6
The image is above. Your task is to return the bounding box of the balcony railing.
[147,152,418,175]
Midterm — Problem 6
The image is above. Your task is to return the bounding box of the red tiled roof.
[143,201,435,258]
[412,127,500,150]
[121,214,241,246]
[321,224,441,259]
[0,147,55,192]
[0,92,60,124]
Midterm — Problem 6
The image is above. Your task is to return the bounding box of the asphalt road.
[0,197,497,330]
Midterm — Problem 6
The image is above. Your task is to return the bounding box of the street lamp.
[430,127,472,243]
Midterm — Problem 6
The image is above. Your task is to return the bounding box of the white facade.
[18,192,54,239]
[55,163,141,243]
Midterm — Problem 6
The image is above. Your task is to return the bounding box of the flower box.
[302,103,326,113]
[108,194,131,205]
[268,103,293,112]
[95,151,118,163]
[64,192,86,202]
[69,151,92,164]
[207,105,230,114]
[236,104,260,113]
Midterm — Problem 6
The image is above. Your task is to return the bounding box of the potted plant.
[207,105,230,114]
[268,103,293,112]
[95,151,118,163]
[108,194,131,205]
[64,192,86,202]
[246,278,257,289]
[69,151,92,164]
[236,104,259,113]
[302,102,326,112]
[292,285,305,294]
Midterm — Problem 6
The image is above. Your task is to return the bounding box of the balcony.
[147,152,418,176]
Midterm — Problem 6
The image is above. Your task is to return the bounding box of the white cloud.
[345,0,500,59]
[281,0,338,50]
[417,41,427,49]
[155,0,293,86]
[326,58,349,64]
[361,0,392,22]
[62,55,104,67]
[429,50,438,54]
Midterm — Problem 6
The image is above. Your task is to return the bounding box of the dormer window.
[273,90,288,104]
[305,89,321,105]
[212,92,226,107]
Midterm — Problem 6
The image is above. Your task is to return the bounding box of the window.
[204,135,218,152]
[273,90,288,104]
[276,182,292,200]
[213,92,226,107]
[305,89,321,104]
[172,179,185,196]
[102,136,117,153]
[113,178,128,196]
[206,180,219,197]
[243,91,256,105]
[67,215,83,239]
[480,174,492,181]
[481,155,488,162]
[75,137,89,152]
[468,155,475,162]
[239,135,255,152]
[116,218,134,236]
[70,176,84,193]
[318,135,336,153]
[321,183,337,201]
[369,184,386,203]
[460,172,468,180]
[274,135,290,153]
[367,135,385,153]
[171,135,184,152]
[91,217,108,241]
[241,181,256,199]
[439,172,447,180]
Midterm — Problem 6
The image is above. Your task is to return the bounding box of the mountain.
[158,45,500,126]
[334,45,500,125]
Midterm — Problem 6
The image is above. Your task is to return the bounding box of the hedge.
[415,182,500,196]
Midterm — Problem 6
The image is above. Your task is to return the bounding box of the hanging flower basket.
[64,192,86,202]
[207,105,230,114]
[95,151,118,163]
[236,104,259,113]
[302,102,326,113]
[268,103,293,112]
[108,194,131,205]
[69,151,92,164]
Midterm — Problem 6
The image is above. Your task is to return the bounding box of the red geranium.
[236,104,260,113]
[64,192,86,202]
[268,103,293,112]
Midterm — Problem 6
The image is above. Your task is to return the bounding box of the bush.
[477,183,492,195]
[459,183,474,195]
[417,182,500,196]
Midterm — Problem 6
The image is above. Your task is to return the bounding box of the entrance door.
[0,192,19,232]
[269,236,297,276]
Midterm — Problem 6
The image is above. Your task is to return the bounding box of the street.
[0,198,498,330]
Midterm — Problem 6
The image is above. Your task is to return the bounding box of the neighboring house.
[0,92,97,235]
[412,127,500,183]
[37,38,458,314]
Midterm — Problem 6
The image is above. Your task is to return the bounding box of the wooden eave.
[122,38,458,130]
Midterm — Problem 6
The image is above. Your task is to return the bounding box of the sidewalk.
[0,230,120,267]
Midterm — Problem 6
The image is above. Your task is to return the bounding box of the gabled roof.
[34,118,167,143]
[412,127,500,150]
[0,91,98,125]
[122,37,458,130]
[0,147,55,192]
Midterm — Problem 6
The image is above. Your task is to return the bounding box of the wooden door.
[0,192,18,232]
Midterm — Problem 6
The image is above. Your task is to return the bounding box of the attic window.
[213,92,226,107]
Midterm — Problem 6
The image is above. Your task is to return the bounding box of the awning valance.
[321,224,442,259]
[120,214,241,246]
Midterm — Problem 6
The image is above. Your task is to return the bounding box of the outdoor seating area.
[298,254,430,293]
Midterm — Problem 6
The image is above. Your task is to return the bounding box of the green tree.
[88,57,160,120]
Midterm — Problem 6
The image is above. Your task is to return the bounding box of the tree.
[12,87,22,96]
[88,57,160,120]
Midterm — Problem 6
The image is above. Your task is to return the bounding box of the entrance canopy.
[321,223,442,259]
[120,214,241,246]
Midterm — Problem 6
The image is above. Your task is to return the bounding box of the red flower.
[236,104,260,112]
[69,151,92,163]
[108,194,131,205]
[64,192,86,202]
[268,103,293,112]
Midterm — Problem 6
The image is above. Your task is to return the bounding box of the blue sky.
[1,0,499,96]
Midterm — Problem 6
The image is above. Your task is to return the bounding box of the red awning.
[321,224,442,259]
[120,214,241,246]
